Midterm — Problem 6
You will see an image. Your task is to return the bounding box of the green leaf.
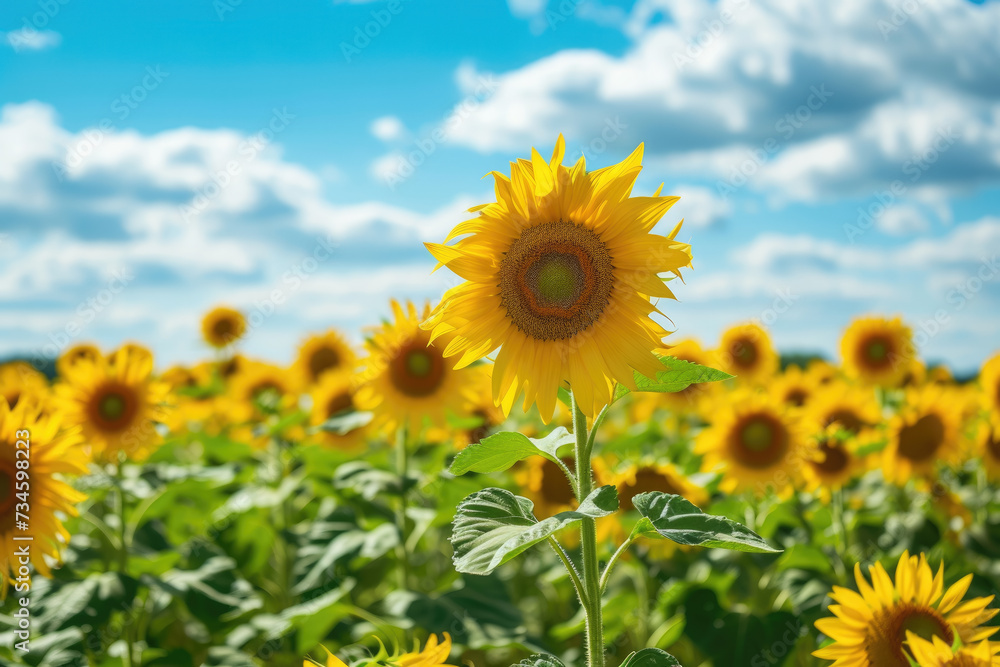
[614,356,733,402]
[450,428,575,476]
[452,486,619,575]
[619,648,682,667]
[514,655,567,667]
[632,492,780,553]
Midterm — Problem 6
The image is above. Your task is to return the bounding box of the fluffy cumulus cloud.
[0,102,472,366]
[451,0,1000,202]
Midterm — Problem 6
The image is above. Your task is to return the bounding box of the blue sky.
[2,0,999,373]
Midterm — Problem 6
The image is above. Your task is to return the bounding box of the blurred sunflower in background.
[801,425,868,501]
[808,381,881,438]
[294,329,358,387]
[55,347,170,462]
[980,352,1000,415]
[716,322,778,385]
[655,339,721,417]
[840,316,913,387]
[517,455,578,520]
[226,360,298,422]
[306,633,456,667]
[201,305,247,349]
[1,399,88,592]
[56,343,102,377]
[308,371,367,450]
[449,365,506,449]
[356,300,470,436]
[814,551,999,667]
[0,361,48,411]
[883,386,962,484]
[977,414,1000,481]
[696,389,805,496]
[423,135,693,420]
[770,364,820,409]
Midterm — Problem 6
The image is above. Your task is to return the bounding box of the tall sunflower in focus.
[716,323,778,385]
[814,551,999,667]
[422,136,692,419]
[201,306,247,349]
[980,352,1000,416]
[55,347,170,462]
[0,361,49,411]
[840,316,913,387]
[355,300,470,435]
[696,389,805,496]
[294,330,358,387]
[1,399,88,593]
[906,633,999,667]
[883,386,962,484]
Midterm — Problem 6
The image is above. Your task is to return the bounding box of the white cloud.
[444,0,1000,201]
[671,184,732,228]
[877,204,930,236]
[4,29,61,52]
[370,115,407,142]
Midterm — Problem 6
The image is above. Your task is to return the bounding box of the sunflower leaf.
[449,428,575,476]
[632,492,780,553]
[451,486,619,575]
[614,356,732,402]
[619,648,682,667]
[514,655,567,667]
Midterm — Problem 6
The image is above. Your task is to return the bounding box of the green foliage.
[613,357,732,402]
[631,492,781,553]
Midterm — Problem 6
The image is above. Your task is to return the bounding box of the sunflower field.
[3,138,1000,667]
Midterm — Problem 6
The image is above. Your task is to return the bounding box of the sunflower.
[813,551,999,667]
[294,330,358,387]
[771,364,821,409]
[716,323,778,385]
[977,414,1000,481]
[56,343,102,377]
[801,425,870,501]
[226,360,299,423]
[883,386,962,485]
[808,359,839,386]
[980,353,1000,416]
[201,306,247,349]
[1,399,88,593]
[355,300,471,436]
[808,381,881,438]
[695,389,806,496]
[422,136,692,420]
[517,455,579,520]
[54,347,170,462]
[305,634,456,667]
[308,371,367,450]
[906,632,1000,667]
[0,361,49,411]
[161,364,222,433]
[840,316,914,387]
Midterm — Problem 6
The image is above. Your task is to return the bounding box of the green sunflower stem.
[114,463,136,667]
[572,393,605,667]
[395,424,411,591]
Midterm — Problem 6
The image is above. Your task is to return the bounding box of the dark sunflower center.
[732,337,758,368]
[860,334,894,369]
[987,428,1000,462]
[389,340,446,398]
[499,221,614,341]
[811,440,850,475]
[785,388,808,406]
[0,468,13,514]
[540,458,576,505]
[325,392,354,417]
[6,391,21,409]
[731,413,788,468]
[867,604,954,667]
[89,385,137,431]
[308,346,341,381]
[466,409,492,445]
[825,408,866,435]
[212,317,237,341]
[622,468,682,511]
[898,413,945,462]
